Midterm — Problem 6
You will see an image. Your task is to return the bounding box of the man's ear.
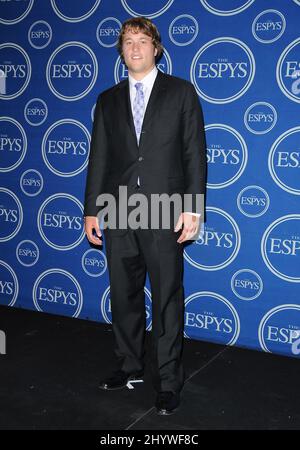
[154,47,158,57]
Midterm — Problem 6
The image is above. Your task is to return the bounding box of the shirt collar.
[128,66,158,91]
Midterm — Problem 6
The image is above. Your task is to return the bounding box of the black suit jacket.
[84,70,206,219]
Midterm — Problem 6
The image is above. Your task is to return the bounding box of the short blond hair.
[117,17,163,60]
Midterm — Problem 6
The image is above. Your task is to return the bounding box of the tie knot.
[135,82,143,92]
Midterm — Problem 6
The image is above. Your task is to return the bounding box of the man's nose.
[132,42,140,51]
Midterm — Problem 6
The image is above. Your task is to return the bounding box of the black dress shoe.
[155,391,180,415]
[99,369,144,390]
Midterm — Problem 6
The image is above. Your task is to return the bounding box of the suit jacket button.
[138,156,144,161]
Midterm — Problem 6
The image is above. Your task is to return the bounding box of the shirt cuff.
[185,212,201,217]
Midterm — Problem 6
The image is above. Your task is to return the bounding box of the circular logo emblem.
[0,0,34,25]
[121,0,174,19]
[261,215,300,283]
[24,98,48,126]
[199,0,255,16]
[258,304,300,356]
[244,102,277,135]
[20,169,43,197]
[252,10,286,44]
[206,124,248,189]
[16,240,39,267]
[0,261,19,307]
[184,207,241,271]
[37,193,85,251]
[42,119,90,177]
[268,126,300,195]
[96,17,122,48]
[100,285,152,330]
[0,43,31,100]
[184,291,240,345]
[169,15,199,46]
[46,42,98,101]
[231,269,263,300]
[50,0,101,22]
[237,185,270,218]
[276,38,300,103]
[0,117,27,172]
[28,20,52,49]
[33,269,83,317]
[191,37,255,104]
[0,188,23,242]
[205,123,248,189]
[82,249,107,277]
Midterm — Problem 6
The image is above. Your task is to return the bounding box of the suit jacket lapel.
[116,80,137,141]
[142,70,167,131]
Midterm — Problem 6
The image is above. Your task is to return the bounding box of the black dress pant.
[103,219,185,394]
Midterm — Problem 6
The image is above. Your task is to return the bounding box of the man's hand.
[174,213,200,243]
[84,216,102,245]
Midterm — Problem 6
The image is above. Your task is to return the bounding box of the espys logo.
[0,0,34,25]
[46,42,98,101]
[0,188,23,242]
[231,269,263,301]
[0,260,18,307]
[16,240,39,267]
[276,38,300,103]
[100,286,152,330]
[37,193,85,251]
[184,207,241,271]
[114,52,172,84]
[24,98,48,126]
[191,37,255,104]
[169,15,199,47]
[237,185,270,218]
[0,117,27,172]
[96,17,121,48]
[28,21,52,49]
[261,215,300,283]
[199,0,255,16]
[184,291,240,345]
[252,10,286,44]
[51,0,101,22]
[41,119,90,177]
[33,269,83,317]
[244,102,277,135]
[82,249,107,277]
[293,0,300,6]
[205,124,247,189]
[0,43,31,99]
[268,126,300,195]
[121,0,174,19]
[259,305,300,356]
[20,169,43,196]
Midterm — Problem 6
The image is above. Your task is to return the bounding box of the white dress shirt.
[128,66,200,218]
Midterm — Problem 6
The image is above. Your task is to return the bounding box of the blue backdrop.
[1,0,300,359]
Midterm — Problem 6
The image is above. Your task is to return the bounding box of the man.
[84,17,206,415]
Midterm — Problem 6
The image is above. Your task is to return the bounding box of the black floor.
[0,305,299,430]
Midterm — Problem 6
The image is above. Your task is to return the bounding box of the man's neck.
[128,65,156,81]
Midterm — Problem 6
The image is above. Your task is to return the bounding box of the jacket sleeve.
[84,95,109,217]
[181,82,207,216]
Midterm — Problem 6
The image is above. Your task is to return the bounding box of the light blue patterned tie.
[133,82,144,145]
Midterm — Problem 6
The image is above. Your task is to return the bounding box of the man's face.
[122,29,157,79]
